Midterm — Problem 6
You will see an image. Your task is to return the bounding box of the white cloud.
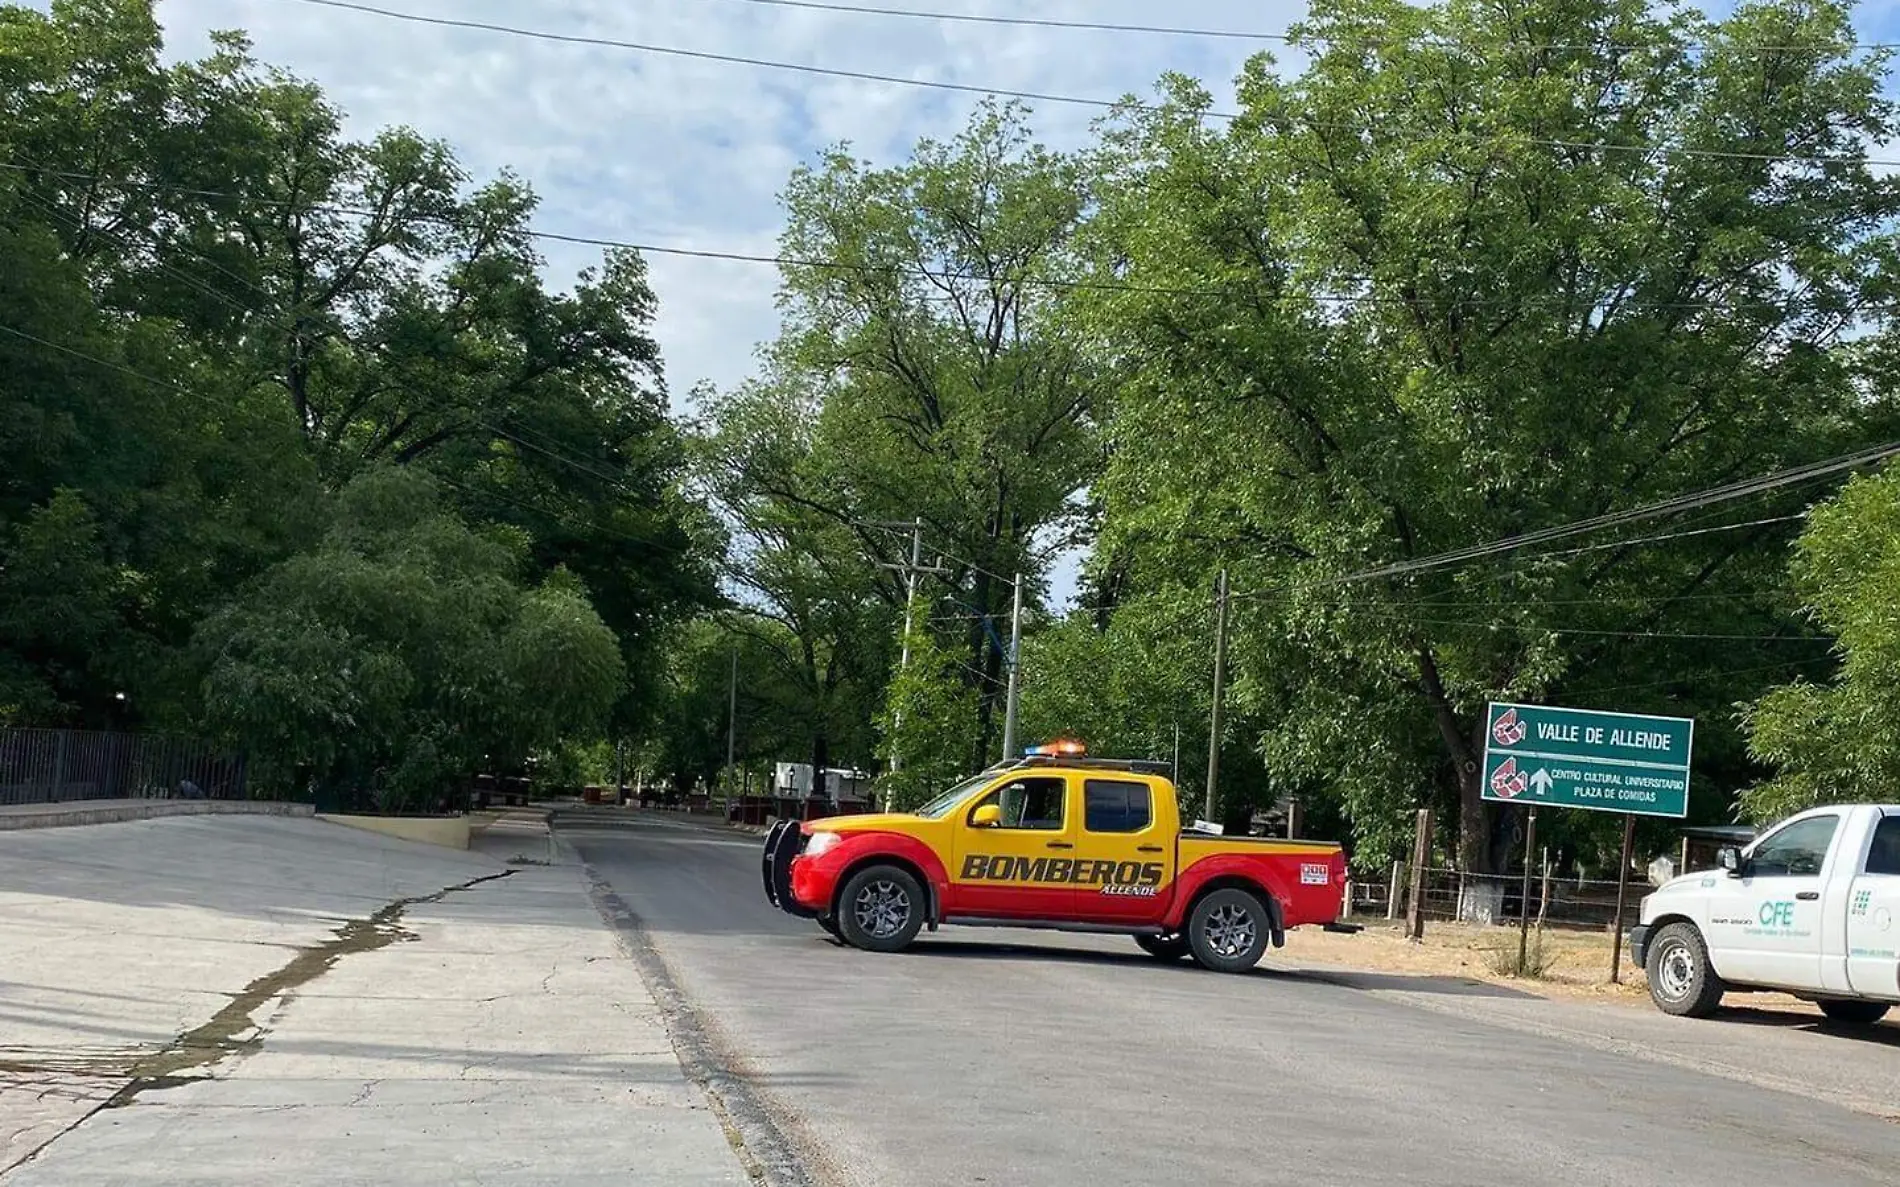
[97,0,1310,606]
[73,0,1900,605]
[137,0,1303,404]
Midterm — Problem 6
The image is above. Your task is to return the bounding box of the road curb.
[555,827,815,1187]
[0,800,315,832]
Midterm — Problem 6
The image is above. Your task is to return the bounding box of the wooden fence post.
[1406,809,1433,941]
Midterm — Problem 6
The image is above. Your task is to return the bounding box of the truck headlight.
[804,831,841,858]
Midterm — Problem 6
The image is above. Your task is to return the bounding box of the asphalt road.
[564,811,1900,1187]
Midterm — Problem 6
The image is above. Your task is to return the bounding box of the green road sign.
[1481,702,1693,819]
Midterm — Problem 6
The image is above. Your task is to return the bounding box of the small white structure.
[772,762,813,796]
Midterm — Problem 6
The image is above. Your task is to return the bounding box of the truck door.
[1706,811,1838,990]
[1070,777,1175,925]
[948,773,1077,920]
[1844,812,1900,1000]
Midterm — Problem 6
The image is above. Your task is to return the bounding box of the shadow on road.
[1712,1005,1900,1046]
[1286,966,1540,999]
[903,938,1536,998]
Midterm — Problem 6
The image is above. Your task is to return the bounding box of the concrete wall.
[0,800,314,831]
[316,813,471,850]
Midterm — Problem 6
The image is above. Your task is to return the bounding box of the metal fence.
[0,728,248,806]
[1345,863,1643,931]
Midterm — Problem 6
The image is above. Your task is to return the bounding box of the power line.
[704,0,1287,40]
[854,517,1022,592]
[1566,655,1836,697]
[1238,449,1899,598]
[0,321,225,411]
[1360,613,1828,643]
[272,0,1900,171]
[7,171,681,501]
[0,162,1839,314]
[432,472,701,557]
[704,0,1900,55]
[480,420,634,488]
[278,0,1147,116]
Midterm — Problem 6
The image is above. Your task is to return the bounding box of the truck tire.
[1135,933,1190,961]
[835,864,926,954]
[1186,888,1271,973]
[1645,921,1725,1018]
[817,914,843,942]
[1818,999,1890,1025]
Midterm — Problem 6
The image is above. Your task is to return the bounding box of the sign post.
[1482,702,1693,980]
[1610,813,1636,983]
[1516,807,1538,976]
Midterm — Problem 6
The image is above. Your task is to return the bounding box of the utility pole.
[725,647,737,777]
[876,518,946,774]
[1001,572,1024,760]
[1204,568,1230,823]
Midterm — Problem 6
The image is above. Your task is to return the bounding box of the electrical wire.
[272,0,1900,171]
[700,0,1900,55]
[0,161,1840,314]
[1225,450,1898,602]
[0,321,224,411]
[701,0,1288,40]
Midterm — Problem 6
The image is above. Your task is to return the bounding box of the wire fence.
[0,728,248,806]
[1346,863,1643,931]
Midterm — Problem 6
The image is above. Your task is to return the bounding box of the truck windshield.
[910,773,993,819]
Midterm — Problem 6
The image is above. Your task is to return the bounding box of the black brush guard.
[762,818,819,918]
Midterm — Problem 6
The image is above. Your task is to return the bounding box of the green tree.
[1067,0,1896,889]
[877,600,981,810]
[1743,469,1900,822]
[196,468,624,810]
[0,0,712,754]
[705,100,1100,770]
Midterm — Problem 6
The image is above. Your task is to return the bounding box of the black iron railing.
[0,728,248,806]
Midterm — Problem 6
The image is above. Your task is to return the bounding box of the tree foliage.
[196,469,624,809]
[1053,0,1897,873]
[0,1,711,798]
[1744,470,1900,822]
[690,100,1098,789]
[876,600,981,811]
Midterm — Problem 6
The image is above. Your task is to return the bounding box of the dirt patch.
[1284,920,1650,1001]
[1285,919,1831,1018]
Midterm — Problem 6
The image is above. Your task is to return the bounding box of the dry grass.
[1282,918,1653,1002]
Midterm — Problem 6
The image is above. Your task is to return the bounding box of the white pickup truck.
[1631,804,1900,1022]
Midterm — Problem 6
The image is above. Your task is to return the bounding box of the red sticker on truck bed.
[1300,863,1329,885]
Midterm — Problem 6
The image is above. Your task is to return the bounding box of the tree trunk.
[1416,646,1515,920]
[810,731,830,806]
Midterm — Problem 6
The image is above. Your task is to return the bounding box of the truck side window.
[1865,817,1900,877]
[1084,779,1151,833]
[1748,814,1839,877]
[970,778,1065,830]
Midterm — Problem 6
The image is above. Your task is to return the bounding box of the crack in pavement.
[0,869,514,1179]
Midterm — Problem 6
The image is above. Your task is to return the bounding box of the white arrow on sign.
[1528,768,1555,796]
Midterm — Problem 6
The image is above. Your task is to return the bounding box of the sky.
[34,0,1900,602]
[113,0,1326,606]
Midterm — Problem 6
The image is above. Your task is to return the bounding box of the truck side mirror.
[1717,847,1742,876]
[971,804,1002,828]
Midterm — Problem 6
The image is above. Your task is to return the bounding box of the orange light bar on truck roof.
[1026,739,1087,757]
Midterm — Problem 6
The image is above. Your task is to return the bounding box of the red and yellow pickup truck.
[762,748,1352,972]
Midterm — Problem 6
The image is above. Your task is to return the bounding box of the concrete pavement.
[565,810,1900,1187]
[1,813,749,1184]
